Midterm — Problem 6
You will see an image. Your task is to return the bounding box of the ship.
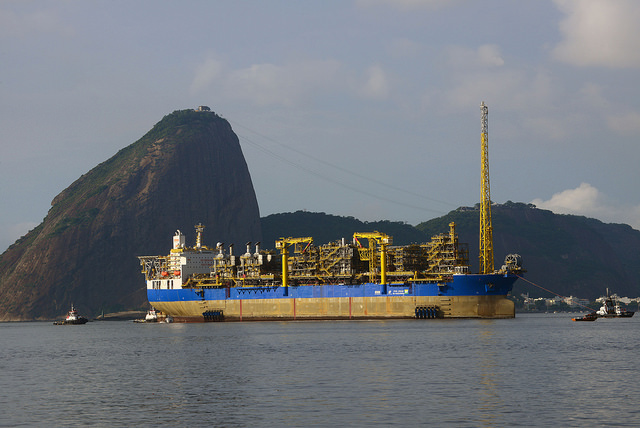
[137,102,525,321]
[571,312,597,322]
[139,223,523,322]
[596,289,634,318]
[133,307,160,323]
[53,304,89,325]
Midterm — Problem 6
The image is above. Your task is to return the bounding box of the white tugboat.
[53,304,89,325]
[134,307,160,323]
[596,289,635,318]
[145,307,159,322]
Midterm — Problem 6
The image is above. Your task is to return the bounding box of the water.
[1,314,638,427]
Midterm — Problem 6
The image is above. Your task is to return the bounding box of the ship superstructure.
[138,224,217,291]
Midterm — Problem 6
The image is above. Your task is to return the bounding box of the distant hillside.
[417,202,640,300]
[261,211,429,246]
[262,203,640,301]
[0,109,261,320]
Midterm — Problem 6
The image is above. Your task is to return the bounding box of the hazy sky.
[2,0,640,251]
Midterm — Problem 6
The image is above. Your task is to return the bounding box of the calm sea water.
[1,313,638,427]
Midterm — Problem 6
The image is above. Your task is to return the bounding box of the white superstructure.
[139,226,216,290]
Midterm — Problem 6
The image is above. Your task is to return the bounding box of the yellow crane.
[353,232,392,284]
[275,237,313,288]
[479,102,494,274]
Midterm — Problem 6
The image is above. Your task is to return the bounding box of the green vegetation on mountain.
[261,211,429,246]
[262,203,640,301]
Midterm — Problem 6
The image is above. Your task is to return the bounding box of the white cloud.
[477,45,505,67]
[446,44,505,68]
[440,56,608,141]
[552,0,640,68]
[532,182,601,213]
[522,114,577,141]
[356,0,457,10]
[444,69,525,111]
[360,65,390,99]
[531,183,640,230]
[607,111,640,136]
[190,58,343,107]
[191,58,394,107]
[386,37,422,57]
[0,7,73,37]
[227,60,342,106]
[575,83,640,136]
[442,45,527,112]
[190,58,224,94]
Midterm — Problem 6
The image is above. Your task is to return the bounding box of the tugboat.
[134,307,159,323]
[572,312,597,322]
[53,304,89,325]
[596,289,635,318]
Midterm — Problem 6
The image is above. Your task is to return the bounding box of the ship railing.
[406,273,453,283]
[233,275,277,287]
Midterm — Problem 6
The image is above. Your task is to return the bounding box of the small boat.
[596,289,635,318]
[53,304,89,325]
[134,307,159,323]
[572,312,597,322]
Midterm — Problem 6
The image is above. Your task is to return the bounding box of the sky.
[2,0,640,252]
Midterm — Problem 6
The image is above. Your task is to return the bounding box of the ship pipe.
[281,245,289,291]
[380,243,387,285]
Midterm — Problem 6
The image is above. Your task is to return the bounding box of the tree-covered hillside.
[262,203,640,301]
[261,211,429,246]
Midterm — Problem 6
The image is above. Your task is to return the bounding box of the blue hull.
[149,273,517,307]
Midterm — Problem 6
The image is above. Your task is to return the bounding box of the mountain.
[0,108,262,321]
[262,204,640,301]
[417,202,640,301]
[261,211,429,246]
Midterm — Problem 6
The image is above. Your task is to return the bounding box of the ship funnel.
[229,244,234,256]
[245,242,252,255]
[255,241,261,255]
[173,230,185,249]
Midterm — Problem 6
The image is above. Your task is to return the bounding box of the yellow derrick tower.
[353,232,391,284]
[275,236,313,288]
[479,102,494,274]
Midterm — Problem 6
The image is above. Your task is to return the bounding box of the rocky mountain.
[0,109,262,320]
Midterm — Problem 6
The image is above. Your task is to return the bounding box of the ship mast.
[195,223,205,249]
[479,102,494,274]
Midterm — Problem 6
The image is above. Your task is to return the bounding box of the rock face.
[0,109,262,320]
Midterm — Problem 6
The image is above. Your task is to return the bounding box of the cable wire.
[229,118,457,217]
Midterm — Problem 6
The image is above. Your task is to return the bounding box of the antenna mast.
[479,102,494,274]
